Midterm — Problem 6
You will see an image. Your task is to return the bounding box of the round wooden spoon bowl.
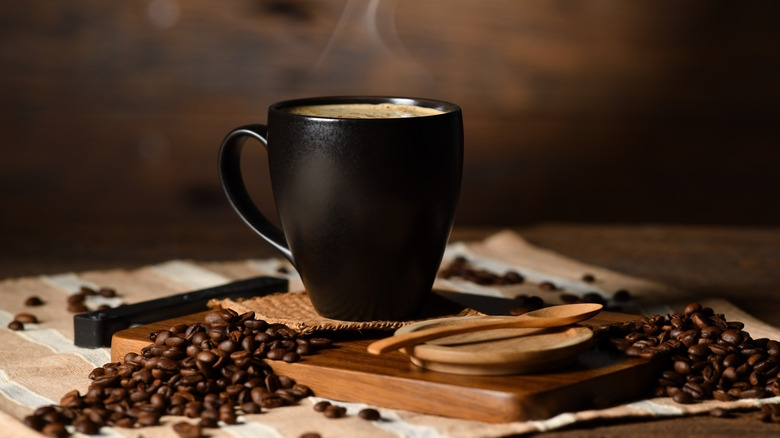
[395,316,594,375]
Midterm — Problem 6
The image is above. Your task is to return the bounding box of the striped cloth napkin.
[1,230,778,437]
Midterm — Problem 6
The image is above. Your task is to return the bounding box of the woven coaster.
[209,290,483,334]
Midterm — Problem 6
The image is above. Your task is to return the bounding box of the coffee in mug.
[219,96,463,321]
[284,102,444,119]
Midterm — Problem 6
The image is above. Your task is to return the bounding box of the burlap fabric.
[210,290,482,334]
[1,230,778,438]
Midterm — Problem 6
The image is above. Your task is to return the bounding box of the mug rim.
[269,96,461,120]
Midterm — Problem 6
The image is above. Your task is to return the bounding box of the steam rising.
[312,0,431,92]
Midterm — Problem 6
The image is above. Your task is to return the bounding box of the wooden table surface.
[2,222,779,436]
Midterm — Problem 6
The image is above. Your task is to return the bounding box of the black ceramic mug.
[218,96,463,321]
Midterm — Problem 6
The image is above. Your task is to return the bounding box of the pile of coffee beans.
[24,308,333,437]
[593,302,780,407]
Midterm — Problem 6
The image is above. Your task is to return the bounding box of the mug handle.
[218,124,293,263]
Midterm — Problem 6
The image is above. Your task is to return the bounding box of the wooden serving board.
[111,311,663,423]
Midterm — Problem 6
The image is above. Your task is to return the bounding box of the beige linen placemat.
[0,230,778,438]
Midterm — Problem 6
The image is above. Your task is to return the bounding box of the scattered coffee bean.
[173,421,202,438]
[22,311,333,437]
[309,338,333,349]
[612,289,631,302]
[313,401,331,412]
[323,404,347,419]
[439,256,632,312]
[582,292,606,305]
[437,256,525,285]
[8,320,23,331]
[67,293,86,304]
[98,287,117,298]
[25,296,44,306]
[14,313,38,324]
[67,302,88,313]
[710,407,732,418]
[509,295,544,315]
[559,293,580,303]
[299,433,322,438]
[358,408,381,421]
[79,286,97,295]
[503,271,525,284]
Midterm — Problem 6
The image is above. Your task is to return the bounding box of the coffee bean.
[710,407,732,418]
[8,320,24,330]
[241,401,262,414]
[713,389,735,402]
[359,408,381,421]
[538,281,557,291]
[509,296,544,315]
[219,308,239,323]
[684,302,702,316]
[502,271,524,284]
[73,417,100,434]
[721,329,744,346]
[299,433,322,438]
[68,302,88,313]
[690,312,709,329]
[41,422,68,438]
[687,344,710,358]
[98,287,117,298]
[612,289,631,302]
[673,360,692,375]
[323,404,347,418]
[582,292,606,305]
[581,273,596,283]
[267,348,287,360]
[219,409,238,424]
[560,293,581,303]
[173,421,202,438]
[25,296,44,306]
[199,408,219,428]
[283,352,300,363]
[313,401,331,412]
[672,390,694,404]
[708,344,729,356]
[67,293,86,304]
[739,387,766,399]
[23,414,45,431]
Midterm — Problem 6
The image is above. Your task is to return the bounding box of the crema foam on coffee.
[284,103,445,119]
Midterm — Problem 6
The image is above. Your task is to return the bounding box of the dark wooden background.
[2,0,779,240]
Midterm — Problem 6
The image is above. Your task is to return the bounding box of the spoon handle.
[367,316,544,355]
[367,303,603,355]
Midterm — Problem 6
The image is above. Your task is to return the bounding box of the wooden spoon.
[366,303,603,355]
